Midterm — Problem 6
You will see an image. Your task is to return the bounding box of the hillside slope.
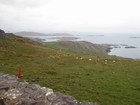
[0,34,140,105]
[46,41,110,56]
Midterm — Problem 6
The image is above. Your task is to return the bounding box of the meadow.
[0,34,140,105]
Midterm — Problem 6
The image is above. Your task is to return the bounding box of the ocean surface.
[75,34,140,59]
[25,34,140,59]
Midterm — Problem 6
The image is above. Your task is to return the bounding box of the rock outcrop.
[0,73,99,105]
[0,29,5,37]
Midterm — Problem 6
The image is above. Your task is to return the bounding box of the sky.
[0,0,140,34]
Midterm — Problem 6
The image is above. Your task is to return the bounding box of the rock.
[0,29,5,33]
[3,89,22,100]
[0,29,5,37]
[0,73,99,105]
[48,92,78,105]
[0,99,5,105]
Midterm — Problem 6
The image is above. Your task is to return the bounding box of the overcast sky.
[0,0,140,34]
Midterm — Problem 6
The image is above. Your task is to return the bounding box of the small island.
[120,44,128,46]
[125,46,137,48]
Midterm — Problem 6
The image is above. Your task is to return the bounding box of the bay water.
[76,34,140,59]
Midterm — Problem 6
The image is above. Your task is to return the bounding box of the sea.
[75,34,140,59]
[25,34,140,59]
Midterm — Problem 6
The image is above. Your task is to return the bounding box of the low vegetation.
[0,34,140,105]
[46,41,110,56]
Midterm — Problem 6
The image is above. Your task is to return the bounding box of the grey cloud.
[0,0,15,5]
[0,0,50,7]
[0,0,140,33]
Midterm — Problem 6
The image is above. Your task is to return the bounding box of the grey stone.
[0,29,5,37]
[0,99,5,105]
[0,73,99,105]
[48,92,78,105]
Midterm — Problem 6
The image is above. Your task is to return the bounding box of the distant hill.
[15,31,47,36]
[46,41,110,56]
[15,31,73,36]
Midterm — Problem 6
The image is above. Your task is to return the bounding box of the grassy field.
[0,34,140,105]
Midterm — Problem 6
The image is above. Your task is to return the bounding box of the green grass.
[46,41,109,56]
[0,34,140,105]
